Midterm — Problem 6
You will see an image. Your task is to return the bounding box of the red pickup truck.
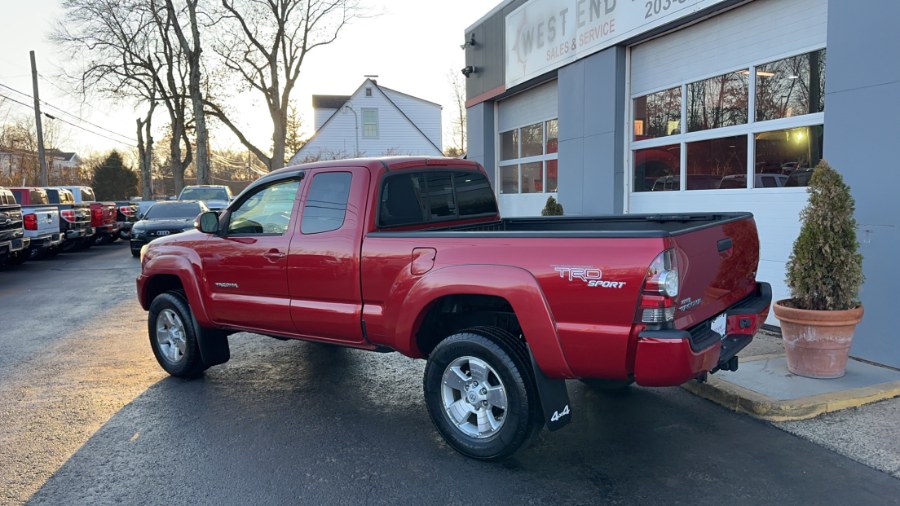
[137,157,771,460]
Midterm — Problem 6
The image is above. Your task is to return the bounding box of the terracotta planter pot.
[772,300,864,379]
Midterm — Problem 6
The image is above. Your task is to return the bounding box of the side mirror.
[137,213,144,220]
[196,211,220,234]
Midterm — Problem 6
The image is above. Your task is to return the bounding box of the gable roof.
[297,78,441,158]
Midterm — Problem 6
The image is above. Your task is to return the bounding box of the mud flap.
[527,345,572,431]
[191,315,230,367]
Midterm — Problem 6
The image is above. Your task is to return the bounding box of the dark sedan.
[129,201,208,257]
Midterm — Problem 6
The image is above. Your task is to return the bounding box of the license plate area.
[710,313,727,338]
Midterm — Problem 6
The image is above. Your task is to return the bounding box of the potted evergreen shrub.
[773,160,864,378]
[542,196,564,216]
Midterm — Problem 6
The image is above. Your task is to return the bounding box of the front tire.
[423,328,541,461]
[148,292,206,377]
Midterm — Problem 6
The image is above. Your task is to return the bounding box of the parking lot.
[2,241,899,505]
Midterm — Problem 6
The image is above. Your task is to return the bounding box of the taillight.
[119,206,135,217]
[24,214,37,230]
[61,209,76,223]
[637,249,680,326]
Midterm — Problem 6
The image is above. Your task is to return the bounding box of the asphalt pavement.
[1,241,898,505]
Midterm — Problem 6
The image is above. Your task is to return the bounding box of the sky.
[0,0,496,158]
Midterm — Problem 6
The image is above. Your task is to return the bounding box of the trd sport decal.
[553,266,626,289]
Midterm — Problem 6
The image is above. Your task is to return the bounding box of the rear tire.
[423,327,541,461]
[148,292,206,378]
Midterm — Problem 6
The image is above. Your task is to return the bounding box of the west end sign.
[505,0,728,87]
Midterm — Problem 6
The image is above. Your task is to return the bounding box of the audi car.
[129,200,208,257]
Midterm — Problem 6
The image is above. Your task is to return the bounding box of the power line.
[0,91,135,147]
[0,81,136,144]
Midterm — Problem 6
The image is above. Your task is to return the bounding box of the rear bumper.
[65,226,92,240]
[633,282,772,387]
[28,233,63,251]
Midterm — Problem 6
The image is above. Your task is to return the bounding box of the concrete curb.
[681,355,900,422]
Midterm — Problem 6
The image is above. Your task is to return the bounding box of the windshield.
[144,202,203,219]
[180,187,229,201]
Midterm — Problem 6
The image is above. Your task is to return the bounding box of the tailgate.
[0,205,23,241]
[671,215,759,328]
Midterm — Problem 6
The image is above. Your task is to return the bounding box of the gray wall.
[466,102,496,188]
[557,46,626,215]
[824,0,900,368]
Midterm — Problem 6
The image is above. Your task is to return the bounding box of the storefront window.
[521,123,543,157]
[500,165,518,194]
[686,135,747,190]
[498,118,559,194]
[546,159,558,192]
[500,130,518,161]
[632,48,826,194]
[687,71,749,132]
[546,119,558,154]
[755,125,824,187]
[521,162,543,193]
[633,86,681,140]
[633,144,680,192]
[756,49,826,122]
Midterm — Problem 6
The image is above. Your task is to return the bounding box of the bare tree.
[207,0,360,171]
[162,0,212,184]
[54,0,196,196]
[446,68,467,156]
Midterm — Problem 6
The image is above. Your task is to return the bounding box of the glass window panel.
[633,86,681,140]
[521,162,543,193]
[521,123,543,157]
[500,130,519,161]
[500,164,519,194]
[687,71,749,132]
[545,119,558,154]
[362,108,378,138]
[686,136,748,190]
[379,174,426,227]
[425,173,455,219]
[302,172,351,234]
[755,125,824,188]
[455,172,498,216]
[546,159,558,193]
[633,144,681,192]
[756,49,825,121]
[230,180,300,234]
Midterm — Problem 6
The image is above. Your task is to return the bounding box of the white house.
[290,78,443,163]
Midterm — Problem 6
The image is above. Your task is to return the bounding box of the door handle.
[263,249,286,262]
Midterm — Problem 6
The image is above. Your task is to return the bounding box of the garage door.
[627,0,828,324]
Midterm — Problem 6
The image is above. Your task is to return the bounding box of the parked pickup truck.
[136,157,771,460]
[8,187,63,259]
[0,186,30,266]
[44,187,94,251]
[176,184,232,211]
[115,200,139,239]
[52,186,119,244]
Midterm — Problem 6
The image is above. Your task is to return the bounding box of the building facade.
[290,78,442,163]
[464,0,900,368]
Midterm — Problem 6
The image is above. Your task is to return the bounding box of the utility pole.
[30,50,49,186]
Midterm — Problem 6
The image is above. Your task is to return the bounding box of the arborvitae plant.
[785,160,863,310]
[541,196,564,216]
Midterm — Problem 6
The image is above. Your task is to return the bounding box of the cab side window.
[227,179,300,235]
[301,172,352,234]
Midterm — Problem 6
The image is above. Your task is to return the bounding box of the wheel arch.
[138,248,213,327]
[394,265,574,378]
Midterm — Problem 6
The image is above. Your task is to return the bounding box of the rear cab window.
[378,170,497,228]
